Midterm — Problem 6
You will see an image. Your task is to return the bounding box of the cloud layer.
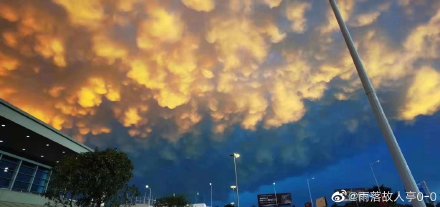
[0,0,439,200]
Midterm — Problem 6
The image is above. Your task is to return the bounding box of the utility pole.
[328,1,426,207]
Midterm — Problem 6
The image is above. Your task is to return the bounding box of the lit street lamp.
[209,183,213,207]
[230,153,240,207]
[230,185,237,206]
[307,177,315,207]
[145,185,152,207]
[272,182,278,207]
[194,192,200,204]
[369,160,381,190]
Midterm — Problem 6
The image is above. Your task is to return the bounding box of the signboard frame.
[257,193,292,207]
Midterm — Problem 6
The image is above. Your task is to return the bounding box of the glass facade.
[31,167,51,194]
[0,153,51,194]
[0,155,19,188]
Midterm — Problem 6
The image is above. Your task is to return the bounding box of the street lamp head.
[311,177,315,180]
[230,185,237,190]
[230,153,240,158]
[273,182,276,186]
[376,160,380,163]
[146,185,149,189]
[209,182,212,186]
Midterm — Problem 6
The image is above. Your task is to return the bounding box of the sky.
[0,0,439,206]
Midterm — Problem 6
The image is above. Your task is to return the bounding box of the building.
[0,99,92,206]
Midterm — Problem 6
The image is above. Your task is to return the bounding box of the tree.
[154,195,189,207]
[44,149,134,207]
[105,184,140,207]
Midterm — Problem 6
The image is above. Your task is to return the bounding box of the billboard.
[258,193,292,207]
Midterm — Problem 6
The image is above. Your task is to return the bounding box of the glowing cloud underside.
[0,0,439,142]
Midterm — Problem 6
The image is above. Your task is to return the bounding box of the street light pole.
[307,177,315,207]
[369,160,381,190]
[195,192,199,204]
[272,182,278,207]
[209,183,213,207]
[230,153,240,207]
[230,185,237,206]
[144,189,146,204]
[146,185,152,207]
[328,1,426,207]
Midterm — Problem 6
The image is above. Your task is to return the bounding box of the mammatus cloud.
[0,0,440,198]
[0,51,19,75]
[263,0,283,9]
[401,67,440,120]
[350,3,390,27]
[182,0,215,12]
[0,0,439,140]
[319,0,355,36]
[0,0,440,141]
[285,1,311,33]
[398,9,440,120]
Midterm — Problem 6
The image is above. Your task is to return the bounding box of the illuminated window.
[0,153,51,194]
[31,167,50,194]
[12,162,36,192]
[0,155,19,188]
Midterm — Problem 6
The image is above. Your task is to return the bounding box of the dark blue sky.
[235,112,440,207]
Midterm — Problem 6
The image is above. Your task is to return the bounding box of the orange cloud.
[93,34,128,63]
[319,0,355,35]
[76,78,119,108]
[401,67,440,120]
[286,1,311,33]
[0,52,19,76]
[182,0,215,12]
[350,3,390,27]
[0,3,19,22]
[1,0,439,143]
[34,35,66,68]
[53,0,104,28]
[262,0,282,9]
[266,81,305,127]
[206,18,268,76]
[404,9,440,59]
[137,8,184,50]
[123,107,142,127]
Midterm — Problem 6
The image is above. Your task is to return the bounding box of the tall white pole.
[144,185,147,204]
[369,161,380,190]
[145,185,151,206]
[148,188,152,207]
[307,178,314,207]
[195,192,199,203]
[272,182,278,207]
[230,186,237,206]
[233,157,240,207]
[329,1,426,207]
[210,183,213,207]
